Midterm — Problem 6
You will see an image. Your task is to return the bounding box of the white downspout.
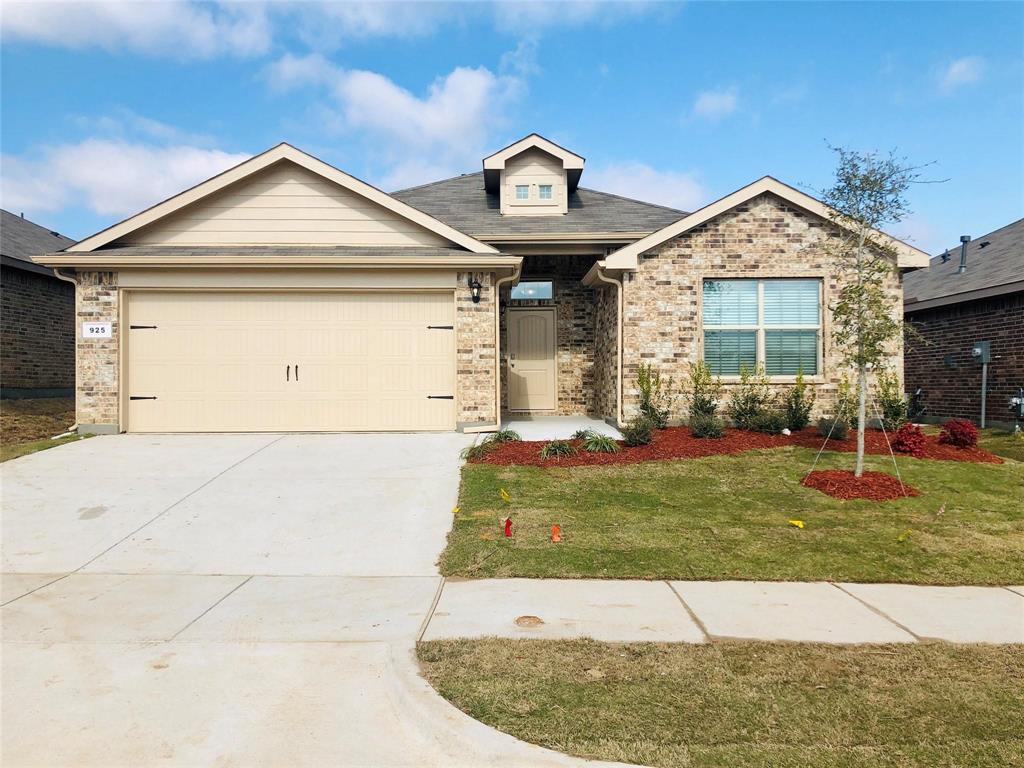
[464,263,522,434]
[51,267,79,433]
[593,265,625,428]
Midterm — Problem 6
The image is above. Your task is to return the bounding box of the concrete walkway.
[2,435,628,768]
[423,578,1024,644]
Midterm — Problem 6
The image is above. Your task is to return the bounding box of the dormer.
[483,134,585,216]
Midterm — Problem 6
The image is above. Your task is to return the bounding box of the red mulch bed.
[801,469,919,501]
[470,427,1003,468]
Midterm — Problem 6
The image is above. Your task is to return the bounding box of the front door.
[507,308,556,411]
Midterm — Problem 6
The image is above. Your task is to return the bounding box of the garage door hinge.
[427,395,454,400]
[129,325,158,329]
[426,325,454,330]
[129,396,158,400]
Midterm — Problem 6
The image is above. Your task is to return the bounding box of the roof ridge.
[575,186,688,214]
[933,216,1024,258]
[391,171,482,194]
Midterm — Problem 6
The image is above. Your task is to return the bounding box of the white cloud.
[286,1,453,49]
[265,53,523,188]
[1,1,271,59]
[691,87,738,121]
[1,139,249,216]
[940,56,985,91]
[585,163,706,212]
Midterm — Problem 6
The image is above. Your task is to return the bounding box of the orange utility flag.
[551,525,562,543]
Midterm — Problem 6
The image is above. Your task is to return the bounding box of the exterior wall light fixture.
[468,274,482,303]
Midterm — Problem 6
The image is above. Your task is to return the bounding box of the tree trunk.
[855,364,868,477]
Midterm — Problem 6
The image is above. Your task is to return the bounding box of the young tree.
[820,147,926,477]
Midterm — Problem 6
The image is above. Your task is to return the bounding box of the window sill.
[717,376,827,385]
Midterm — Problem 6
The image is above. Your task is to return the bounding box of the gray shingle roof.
[1,209,75,275]
[392,172,685,237]
[904,218,1024,311]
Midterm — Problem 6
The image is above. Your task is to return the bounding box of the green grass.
[418,638,1024,768]
[0,433,88,463]
[441,447,1024,584]
[979,428,1024,462]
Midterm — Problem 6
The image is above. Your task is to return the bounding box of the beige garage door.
[126,291,455,432]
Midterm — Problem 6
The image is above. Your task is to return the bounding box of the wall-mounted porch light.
[467,274,482,303]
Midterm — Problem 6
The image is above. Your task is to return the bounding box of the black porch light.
[468,274,482,303]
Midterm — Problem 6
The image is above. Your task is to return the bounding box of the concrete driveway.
[2,434,619,768]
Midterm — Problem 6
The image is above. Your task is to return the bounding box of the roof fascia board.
[69,144,498,255]
[34,252,521,270]
[604,176,930,270]
[482,134,585,170]
[477,232,651,242]
[1,253,56,277]
[904,281,1024,313]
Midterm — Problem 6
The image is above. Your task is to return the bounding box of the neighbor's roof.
[1,209,75,276]
[904,218,1024,312]
[392,172,686,239]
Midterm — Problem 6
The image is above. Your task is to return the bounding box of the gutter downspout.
[593,265,625,428]
[52,267,79,433]
[464,263,522,434]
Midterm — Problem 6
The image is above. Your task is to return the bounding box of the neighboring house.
[35,135,928,434]
[1,209,76,398]
[904,219,1024,427]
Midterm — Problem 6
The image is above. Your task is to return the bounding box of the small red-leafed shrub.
[892,423,927,457]
[938,418,979,448]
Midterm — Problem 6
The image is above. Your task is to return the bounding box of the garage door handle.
[286,365,290,382]
[295,364,299,381]
[129,325,158,330]
[427,395,454,400]
[427,325,454,330]
[130,396,157,400]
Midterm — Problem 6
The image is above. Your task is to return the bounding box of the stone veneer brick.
[499,255,600,416]
[456,271,497,426]
[593,284,619,422]
[76,271,120,429]
[618,192,903,422]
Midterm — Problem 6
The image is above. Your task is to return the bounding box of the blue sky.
[2,1,1022,254]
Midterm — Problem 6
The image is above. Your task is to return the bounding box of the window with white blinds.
[703,278,821,376]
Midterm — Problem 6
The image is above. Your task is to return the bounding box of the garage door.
[125,291,455,432]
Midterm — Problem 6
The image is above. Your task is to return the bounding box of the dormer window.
[483,133,585,217]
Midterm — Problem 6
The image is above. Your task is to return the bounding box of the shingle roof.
[904,218,1024,311]
[1,209,75,275]
[392,172,686,237]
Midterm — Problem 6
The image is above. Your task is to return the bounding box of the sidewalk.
[422,579,1024,644]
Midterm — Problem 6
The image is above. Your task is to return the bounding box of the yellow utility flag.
[500,488,511,503]
[788,519,805,529]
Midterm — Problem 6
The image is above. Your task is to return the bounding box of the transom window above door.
[702,278,822,376]
[510,280,554,300]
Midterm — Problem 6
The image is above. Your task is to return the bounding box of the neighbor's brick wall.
[500,256,600,416]
[76,271,119,427]
[593,282,618,422]
[905,292,1024,424]
[456,271,496,426]
[0,265,74,391]
[620,192,903,422]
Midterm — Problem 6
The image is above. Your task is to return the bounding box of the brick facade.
[593,283,619,422]
[0,265,74,395]
[75,271,120,430]
[617,192,903,422]
[905,292,1024,425]
[456,271,497,427]
[499,255,601,416]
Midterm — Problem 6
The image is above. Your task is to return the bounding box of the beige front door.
[507,308,556,411]
[125,290,455,432]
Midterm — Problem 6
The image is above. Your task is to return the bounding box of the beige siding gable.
[118,161,452,247]
[501,148,567,216]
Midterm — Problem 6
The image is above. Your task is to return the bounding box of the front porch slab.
[500,415,621,441]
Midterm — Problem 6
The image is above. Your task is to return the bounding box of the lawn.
[441,447,1024,584]
[418,638,1024,768]
[979,428,1024,462]
[0,398,83,462]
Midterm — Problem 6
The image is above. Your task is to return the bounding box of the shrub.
[686,361,722,420]
[938,418,978,448]
[749,410,788,435]
[783,371,816,431]
[728,365,775,430]
[892,423,927,457]
[571,428,595,440]
[620,415,654,447]
[876,369,908,432]
[636,363,677,428]
[818,417,849,441]
[539,439,578,459]
[491,428,521,443]
[690,412,725,439]
[461,437,498,460]
[581,433,620,453]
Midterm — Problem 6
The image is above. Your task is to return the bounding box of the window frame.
[538,184,553,200]
[514,184,530,201]
[700,277,825,381]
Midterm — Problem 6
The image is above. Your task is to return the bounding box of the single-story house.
[904,218,1023,427]
[1,209,76,398]
[36,135,928,434]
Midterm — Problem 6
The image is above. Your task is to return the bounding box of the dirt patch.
[801,469,920,501]
[515,615,545,628]
[470,426,1003,468]
[1,398,75,444]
